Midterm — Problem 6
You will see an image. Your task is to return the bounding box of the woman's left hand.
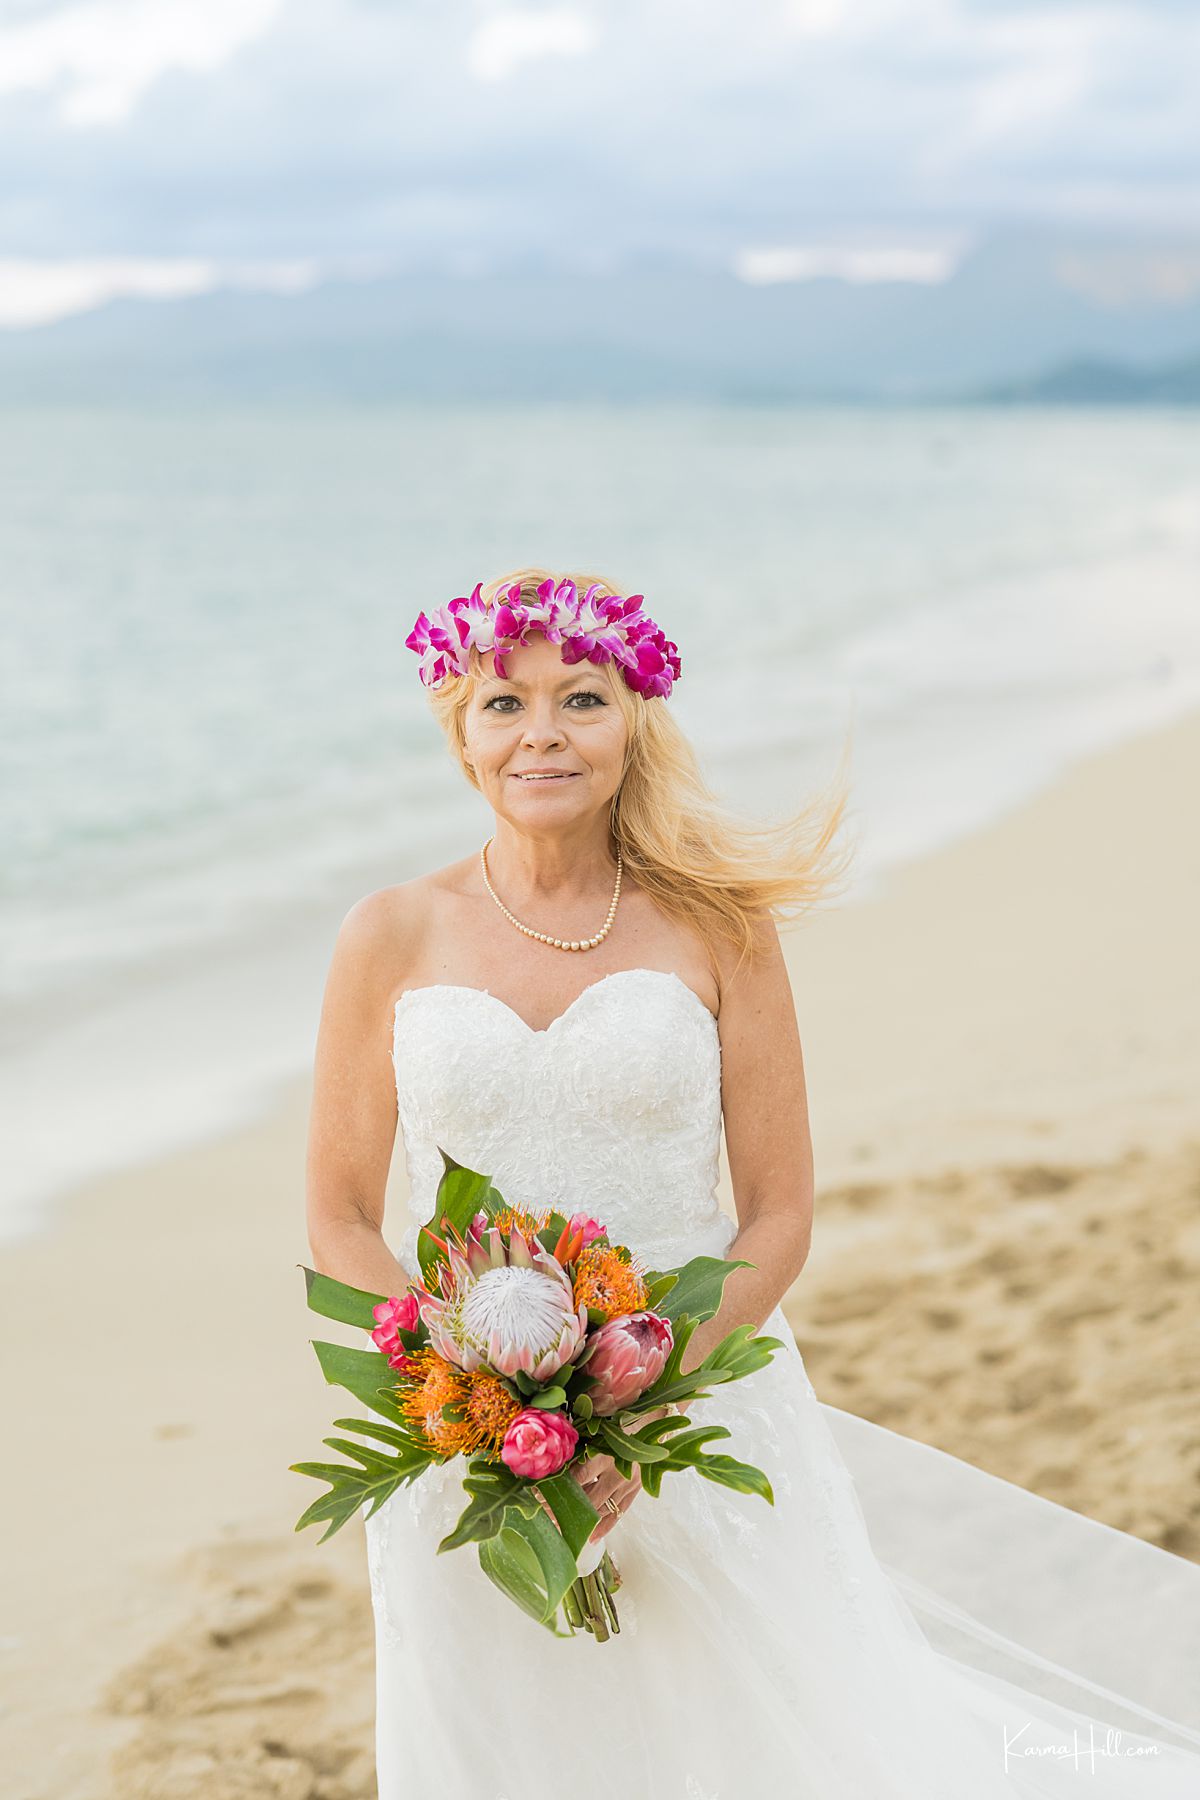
[576,1449,643,1542]
[575,1402,675,1542]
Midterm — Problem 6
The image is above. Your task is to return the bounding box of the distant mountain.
[967,351,1200,405]
[1,231,1198,406]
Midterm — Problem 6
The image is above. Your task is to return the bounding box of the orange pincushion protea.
[490,1204,550,1240]
[573,1244,648,1321]
[398,1346,521,1459]
[460,1369,524,1462]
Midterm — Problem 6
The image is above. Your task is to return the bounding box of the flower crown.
[404,576,682,699]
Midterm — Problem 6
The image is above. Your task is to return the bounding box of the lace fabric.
[359,968,1200,1800]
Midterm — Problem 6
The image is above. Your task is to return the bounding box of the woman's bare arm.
[305,887,418,1299]
[680,917,814,1373]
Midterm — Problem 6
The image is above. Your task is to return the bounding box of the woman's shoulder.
[336,857,475,979]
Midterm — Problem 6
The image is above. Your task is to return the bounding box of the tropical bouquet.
[293,1151,785,1640]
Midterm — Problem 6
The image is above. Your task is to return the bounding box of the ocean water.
[2,401,1198,1242]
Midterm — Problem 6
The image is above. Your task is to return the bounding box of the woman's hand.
[530,1404,676,1542]
[574,1449,644,1543]
[573,1402,676,1542]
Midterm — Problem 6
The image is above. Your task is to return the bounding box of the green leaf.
[700,1322,788,1380]
[651,1422,733,1465]
[693,1453,775,1504]
[535,1215,569,1256]
[643,1270,679,1310]
[311,1341,408,1425]
[289,1456,413,1544]
[438,1464,525,1552]
[477,1525,570,1636]
[417,1154,502,1285]
[330,1416,429,1458]
[595,1420,673,1465]
[534,1469,600,1559]
[573,1392,593,1420]
[301,1265,388,1331]
[652,1255,754,1325]
[526,1386,567,1409]
[502,1505,581,1623]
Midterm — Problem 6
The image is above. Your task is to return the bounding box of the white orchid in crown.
[415,1212,591,1382]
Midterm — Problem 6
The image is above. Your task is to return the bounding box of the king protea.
[416,1219,590,1382]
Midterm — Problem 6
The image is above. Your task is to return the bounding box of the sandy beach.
[4,705,1199,1800]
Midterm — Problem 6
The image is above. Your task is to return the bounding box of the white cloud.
[779,0,848,38]
[0,0,283,127]
[466,8,597,84]
[0,0,1196,300]
[0,255,321,328]
[734,243,968,285]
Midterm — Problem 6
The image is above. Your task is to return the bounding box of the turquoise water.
[2,401,1198,1236]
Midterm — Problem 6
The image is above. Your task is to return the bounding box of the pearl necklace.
[479,836,623,951]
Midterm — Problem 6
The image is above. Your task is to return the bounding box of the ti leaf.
[311,1341,408,1426]
[534,1469,600,1560]
[301,1265,388,1331]
[478,1524,572,1637]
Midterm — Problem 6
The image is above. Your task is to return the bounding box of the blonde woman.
[306,569,1200,1798]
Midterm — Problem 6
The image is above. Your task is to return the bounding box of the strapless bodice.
[390,967,736,1276]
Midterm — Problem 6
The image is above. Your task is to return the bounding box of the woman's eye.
[485,691,603,712]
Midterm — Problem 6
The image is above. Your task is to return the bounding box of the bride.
[305,567,1200,1798]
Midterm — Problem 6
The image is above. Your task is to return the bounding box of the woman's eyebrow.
[481,674,593,691]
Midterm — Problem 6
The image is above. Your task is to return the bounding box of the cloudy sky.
[1,0,1197,327]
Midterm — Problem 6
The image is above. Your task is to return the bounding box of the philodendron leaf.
[330,1415,420,1448]
[595,1420,674,1465]
[301,1265,388,1331]
[439,1487,515,1553]
[651,1255,754,1325]
[289,1455,415,1543]
[438,1458,526,1552]
[701,1322,788,1380]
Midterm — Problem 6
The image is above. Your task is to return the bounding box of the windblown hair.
[421,565,857,981]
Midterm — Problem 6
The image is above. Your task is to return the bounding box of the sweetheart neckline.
[392,967,719,1039]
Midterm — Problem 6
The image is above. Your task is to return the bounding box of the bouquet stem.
[565,1549,621,1640]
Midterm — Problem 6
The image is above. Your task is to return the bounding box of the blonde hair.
[421,565,857,982]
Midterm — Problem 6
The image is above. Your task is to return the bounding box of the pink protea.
[416,1221,590,1382]
[371,1292,423,1373]
[501,1407,579,1480]
[583,1310,674,1415]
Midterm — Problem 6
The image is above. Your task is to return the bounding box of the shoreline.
[4,703,1199,1798]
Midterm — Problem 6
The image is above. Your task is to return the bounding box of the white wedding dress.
[363,967,1200,1798]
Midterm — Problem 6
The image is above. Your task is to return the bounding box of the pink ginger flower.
[371,1291,423,1373]
[583,1310,674,1415]
[501,1407,579,1480]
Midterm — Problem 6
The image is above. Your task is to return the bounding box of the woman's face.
[462,631,629,828]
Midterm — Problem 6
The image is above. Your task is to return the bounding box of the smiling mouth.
[510,773,581,782]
